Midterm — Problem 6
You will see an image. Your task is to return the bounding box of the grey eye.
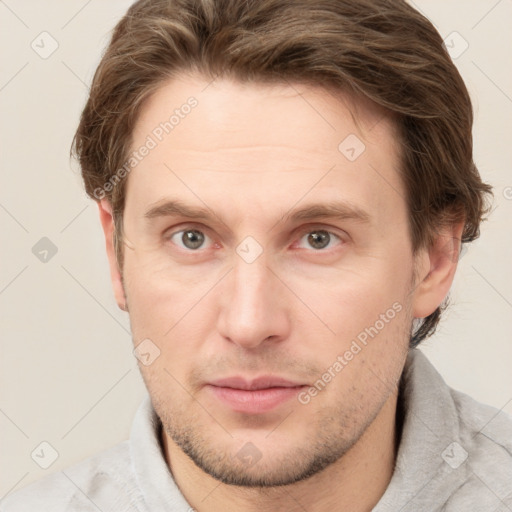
[297,229,342,250]
[171,229,208,250]
[307,230,331,250]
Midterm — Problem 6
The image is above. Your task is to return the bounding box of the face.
[104,74,433,487]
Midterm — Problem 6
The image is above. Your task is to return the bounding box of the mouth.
[205,376,308,414]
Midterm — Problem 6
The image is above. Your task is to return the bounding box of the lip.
[209,376,304,390]
[205,376,307,414]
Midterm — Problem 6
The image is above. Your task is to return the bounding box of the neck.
[162,390,399,512]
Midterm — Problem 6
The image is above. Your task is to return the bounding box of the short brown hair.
[72,0,492,347]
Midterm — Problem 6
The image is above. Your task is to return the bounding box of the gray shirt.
[1,349,511,511]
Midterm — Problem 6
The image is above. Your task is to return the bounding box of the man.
[2,0,511,510]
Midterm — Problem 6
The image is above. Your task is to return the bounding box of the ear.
[97,199,127,311]
[412,222,465,319]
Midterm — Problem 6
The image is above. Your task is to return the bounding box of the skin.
[98,74,463,512]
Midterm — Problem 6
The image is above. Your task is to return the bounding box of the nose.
[216,254,291,350]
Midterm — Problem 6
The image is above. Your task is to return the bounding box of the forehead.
[125,74,405,226]
[134,74,398,154]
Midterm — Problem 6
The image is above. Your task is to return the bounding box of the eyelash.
[165,224,345,253]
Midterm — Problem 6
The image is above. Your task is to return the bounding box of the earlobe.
[97,199,127,311]
[412,222,464,319]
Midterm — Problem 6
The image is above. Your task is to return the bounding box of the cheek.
[125,265,214,393]
[292,260,413,390]
[288,256,412,342]
[122,252,220,348]
[306,277,411,403]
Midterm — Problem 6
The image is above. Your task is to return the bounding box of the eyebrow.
[282,201,370,225]
[144,198,371,226]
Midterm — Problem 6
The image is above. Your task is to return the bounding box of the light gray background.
[1,0,511,498]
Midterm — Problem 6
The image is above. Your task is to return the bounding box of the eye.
[295,228,343,251]
[166,226,344,252]
[168,228,213,251]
